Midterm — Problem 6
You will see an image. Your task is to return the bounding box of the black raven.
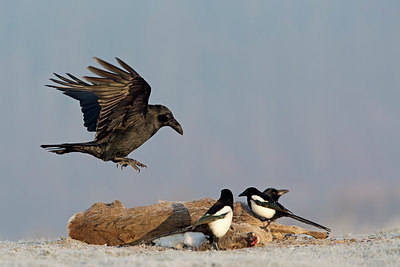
[41,57,183,171]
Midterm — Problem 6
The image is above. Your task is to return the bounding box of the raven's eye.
[158,114,168,123]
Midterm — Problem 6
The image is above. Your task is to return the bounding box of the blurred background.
[1,1,399,240]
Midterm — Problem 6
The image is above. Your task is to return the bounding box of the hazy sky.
[1,1,399,240]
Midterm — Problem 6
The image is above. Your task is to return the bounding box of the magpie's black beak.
[238,191,246,197]
[278,189,289,196]
[169,118,183,135]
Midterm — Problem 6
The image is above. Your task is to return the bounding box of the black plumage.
[194,189,234,250]
[239,187,331,233]
[41,57,183,171]
[263,188,289,202]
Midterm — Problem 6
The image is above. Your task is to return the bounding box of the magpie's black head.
[238,187,262,197]
[219,189,234,208]
[155,105,183,135]
[263,188,289,201]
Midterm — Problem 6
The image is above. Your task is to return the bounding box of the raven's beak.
[169,118,183,135]
[277,189,289,196]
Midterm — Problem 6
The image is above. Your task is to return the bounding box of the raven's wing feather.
[194,212,229,226]
[48,73,99,132]
[46,57,151,142]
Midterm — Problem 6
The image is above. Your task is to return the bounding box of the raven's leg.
[112,157,147,171]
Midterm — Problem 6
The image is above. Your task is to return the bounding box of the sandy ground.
[1,227,399,267]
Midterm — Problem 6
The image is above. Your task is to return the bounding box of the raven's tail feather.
[41,142,100,156]
[286,213,331,232]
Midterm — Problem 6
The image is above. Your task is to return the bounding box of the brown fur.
[68,199,328,249]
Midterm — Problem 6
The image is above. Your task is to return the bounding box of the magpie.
[263,188,289,201]
[194,189,234,250]
[239,187,331,232]
[41,57,183,171]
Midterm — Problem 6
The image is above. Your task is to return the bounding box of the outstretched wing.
[194,212,229,226]
[47,57,151,142]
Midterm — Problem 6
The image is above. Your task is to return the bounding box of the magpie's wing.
[253,199,289,213]
[47,57,151,142]
[194,212,229,226]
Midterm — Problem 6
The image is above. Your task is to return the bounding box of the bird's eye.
[158,114,168,123]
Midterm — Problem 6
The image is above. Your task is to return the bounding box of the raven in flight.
[41,57,183,171]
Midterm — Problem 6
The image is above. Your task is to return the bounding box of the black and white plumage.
[194,189,234,250]
[41,57,183,171]
[239,187,331,233]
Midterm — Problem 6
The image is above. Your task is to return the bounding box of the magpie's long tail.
[41,142,100,157]
[285,213,331,232]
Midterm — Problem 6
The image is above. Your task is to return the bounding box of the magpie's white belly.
[250,199,276,219]
[208,206,233,238]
